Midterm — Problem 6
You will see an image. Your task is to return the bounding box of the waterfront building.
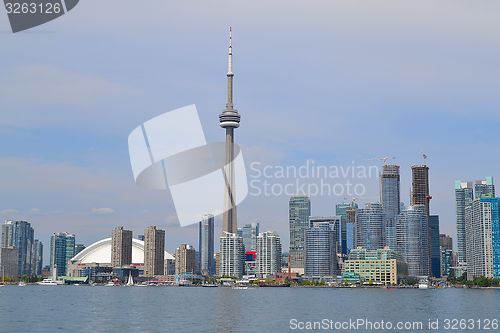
[256,231,282,277]
[289,195,311,274]
[0,247,19,278]
[144,226,165,277]
[198,214,215,276]
[439,234,453,251]
[175,244,196,275]
[304,221,338,278]
[455,180,474,265]
[411,165,431,275]
[465,197,500,280]
[32,239,43,276]
[396,205,429,277]
[309,216,342,255]
[238,222,259,252]
[219,232,244,278]
[429,215,441,278]
[111,227,133,268]
[50,232,75,276]
[1,220,34,276]
[343,247,408,285]
[67,238,174,277]
[355,203,384,250]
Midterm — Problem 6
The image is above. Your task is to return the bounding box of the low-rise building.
[342,247,408,285]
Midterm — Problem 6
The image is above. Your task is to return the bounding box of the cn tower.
[219,27,240,234]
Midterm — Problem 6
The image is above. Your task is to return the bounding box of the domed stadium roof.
[70,238,174,264]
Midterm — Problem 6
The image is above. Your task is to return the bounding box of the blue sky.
[1,1,499,260]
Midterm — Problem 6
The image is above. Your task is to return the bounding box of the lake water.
[1,286,499,332]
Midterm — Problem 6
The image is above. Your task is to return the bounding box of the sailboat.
[126,272,134,286]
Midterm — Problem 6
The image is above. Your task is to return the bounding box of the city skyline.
[1,1,500,262]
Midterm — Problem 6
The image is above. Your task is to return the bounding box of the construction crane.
[364,156,396,165]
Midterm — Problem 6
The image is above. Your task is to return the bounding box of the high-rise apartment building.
[199,214,215,276]
[256,231,282,277]
[175,244,196,275]
[1,220,34,276]
[219,232,244,278]
[309,216,342,255]
[411,165,431,275]
[111,227,132,268]
[289,195,311,273]
[396,205,429,277]
[465,197,500,280]
[144,226,165,277]
[304,220,338,278]
[355,203,384,250]
[32,239,43,276]
[474,177,495,199]
[455,180,474,264]
[336,202,359,255]
[50,232,75,276]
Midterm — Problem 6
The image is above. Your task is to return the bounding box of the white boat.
[126,272,134,286]
[18,282,27,287]
[418,276,429,289]
[232,280,250,290]
[105,281,116,287]
[36,279,58,286]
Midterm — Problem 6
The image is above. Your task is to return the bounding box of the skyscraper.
[411,165,431,216]
[220,27,241,235]
[219,232,244,278]
[238,222,259,252]
[411,164,431,275]
[111,227,132,268]
[465,197,500,280]
[304,221,338,278]
[32,239,43,277]
[396,205,429,277]
[380,164,400,251]
[335,202,353,255]
[175,244,196,275]
[309,216,342,255]
[256,231,282,277]
[199,214,215,276]
[0,247,19,278]
[455,180,474,264]
[429,215,441,278]
[144,226,165,277]
[1,220,34,276]
[355,203,384,250]
[50,232,75,276]
[289,195,311,273]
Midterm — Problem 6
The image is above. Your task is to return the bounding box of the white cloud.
[91,207,116,215]
[0,208,19,216]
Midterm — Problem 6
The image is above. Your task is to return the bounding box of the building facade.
[1,220,34,276]
[304,222,338,278]
[343,247,408,285]
[50,232,75,276]
[429,215,441,278]
[396,205,429,277]
[32,239,43,277]
[198,214,215,276]
[380,164,400,251]
[455,180,474,265]
[175,244,196,275]
[465,197,500,280]
[439,234,453,251]
[238,222,259,252]
[0,247,19,278]
[111,227,133,268]
[289,195,311,273]
[355,203,384,250]
[144,226,165,277]
[256,231,282,277]
[219,232,244,278]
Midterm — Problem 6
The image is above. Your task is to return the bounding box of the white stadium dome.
[70,238,174,264]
